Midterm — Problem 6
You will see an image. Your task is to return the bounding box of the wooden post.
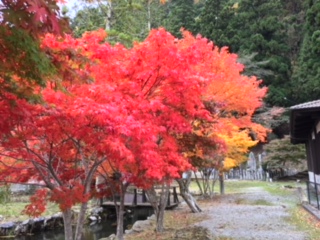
[173,187,179,203]
[167,190,171,207]
[142,190,147,203]
[133,189,137,206]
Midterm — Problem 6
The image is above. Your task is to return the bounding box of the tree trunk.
[145,183,170,233]
[146,186,159,221]
[193,170,204,195]
[176,176,201,213]
[145,187,159,216]
[62,209,74,240]
[147,0,151,31]
[219,172,225,195]
[115,182,128,240]
[156,183,169,232]
[74,202,88,240]
[105,1,112,31]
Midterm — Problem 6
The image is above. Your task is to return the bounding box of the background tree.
[71,0,166,46]
[291,0,320,104]
[197,0,236,48]
[161,0,200,38]
[263,136,307,172]
[71,5,108,37]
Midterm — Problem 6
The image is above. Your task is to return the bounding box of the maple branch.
[143,66,164,98]
[21,140,63,189]
[84,156,107,193]
[141,73,154,92]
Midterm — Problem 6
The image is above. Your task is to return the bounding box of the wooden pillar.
[167,190,171,206]
[142,190,147,203]
[133,189,137,206]
[173,187,179,203]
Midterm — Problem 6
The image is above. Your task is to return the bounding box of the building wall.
[307,120,320,182]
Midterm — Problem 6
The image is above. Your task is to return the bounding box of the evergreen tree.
[71,6,108,38]
[291,0,320,104]
[263,136,307,171]
[198,0,236,49]
[71,0,164,46]
[162,0,200,38]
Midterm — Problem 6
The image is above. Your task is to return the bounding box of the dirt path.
[197,186,308,240]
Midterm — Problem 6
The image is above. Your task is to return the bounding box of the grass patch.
[288,207,320,240]
[224,180,305,196]
[224,180,268,193]
[234,197,273,206]
[252,199,274,206]
[0,200,59,222]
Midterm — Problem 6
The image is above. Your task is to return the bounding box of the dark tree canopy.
[162,0,200,38]
[291,0,320,104]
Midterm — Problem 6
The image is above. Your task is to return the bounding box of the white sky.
[59,0,82,18]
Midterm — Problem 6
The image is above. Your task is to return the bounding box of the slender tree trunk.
[146,186,159,221]
[105,1,112,31]
[145,183,169,233]
[176,175,201,213]
[74,202,88,240]
[62,209,74,240]
[219,172,225,195]
[147,0,151,31]
[156,183,169,232]
[193,170,204,195]
[116,182,128,240]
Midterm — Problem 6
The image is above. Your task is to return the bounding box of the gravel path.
[197,186,309,240]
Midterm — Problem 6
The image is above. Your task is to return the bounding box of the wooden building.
[290,99,320,208]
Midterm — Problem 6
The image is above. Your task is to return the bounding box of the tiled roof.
[290,99,320,110]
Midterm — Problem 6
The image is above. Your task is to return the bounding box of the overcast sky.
[59,0,81,18]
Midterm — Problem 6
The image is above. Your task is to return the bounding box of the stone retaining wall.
[0,213,64,237]
[0,207,103,237]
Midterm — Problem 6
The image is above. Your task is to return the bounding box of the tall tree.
[71,0,166,46]
[198,0,236,49]
[177,32,268,200]
[291,0,320,104]
[162,0,200,38]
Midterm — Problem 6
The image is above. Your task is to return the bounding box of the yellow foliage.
[232,2,239,9]
[219,125,258,171]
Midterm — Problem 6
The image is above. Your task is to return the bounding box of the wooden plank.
[100,187,180,209]
[101,201,179,209]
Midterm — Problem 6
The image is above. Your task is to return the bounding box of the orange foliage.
[176,30,268,170]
